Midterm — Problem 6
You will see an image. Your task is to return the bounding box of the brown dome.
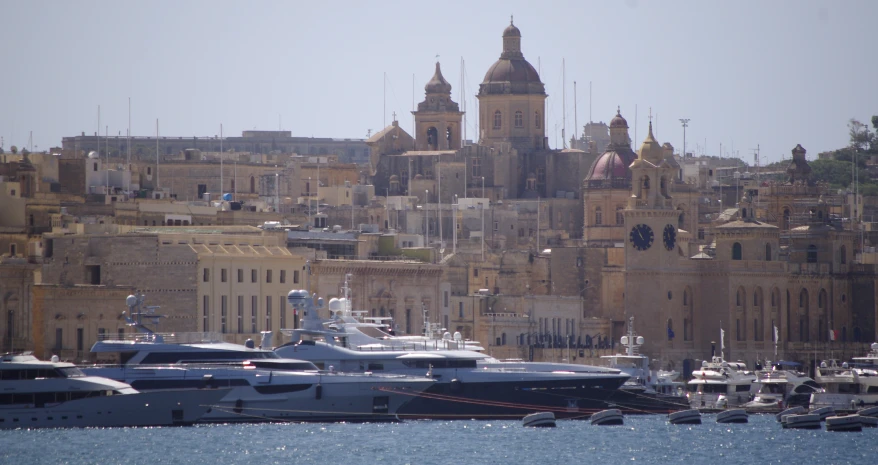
[480,59,544,95]
[585,148,637,182]
[503,23,521,37]
[609,108,628,129]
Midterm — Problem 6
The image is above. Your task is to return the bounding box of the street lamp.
[679,119,690,159]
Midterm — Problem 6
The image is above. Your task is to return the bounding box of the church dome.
[425,62,452,94]
[479,21,545,96]
[585,149,637,182]
[609,109,628,129]
[503,22,521,37]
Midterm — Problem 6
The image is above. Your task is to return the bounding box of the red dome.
[610,109,628,129]
[585,149,637,182]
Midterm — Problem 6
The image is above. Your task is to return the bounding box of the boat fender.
[450,379,463,394]
[316,384,323,400]
[233,399,243,414]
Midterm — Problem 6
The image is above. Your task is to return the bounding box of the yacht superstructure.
[276,284,630,419]
[1,353,226,428]
[84,294,434,423]
[687,329,757,410]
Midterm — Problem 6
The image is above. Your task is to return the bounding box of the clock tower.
[623,120,681,269]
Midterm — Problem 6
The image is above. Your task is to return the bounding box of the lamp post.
[679,118,690,159]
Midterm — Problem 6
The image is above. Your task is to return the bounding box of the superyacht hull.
[0,388,227,429]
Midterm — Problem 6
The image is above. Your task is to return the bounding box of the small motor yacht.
[776,406,807,422]
[810,406,835,421]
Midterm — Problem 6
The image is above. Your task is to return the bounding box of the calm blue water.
[1,414,874,465]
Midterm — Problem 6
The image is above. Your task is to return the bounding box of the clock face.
[663,224,677,251]
[629,224,654,251]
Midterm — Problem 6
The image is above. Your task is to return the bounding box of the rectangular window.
[280,270,286,284]
[221,269,227,283]
[473,268,479,277]
[444,291,449,308]
[265,296,273,331]
[118,328,124,340]
[221,296,228,333]
[251,296,258,333]
[237,269,243,283]
[493,221,499,231]
[459,302,464,319]
[203,295,209,332]
[294,270,300,284]
[76,328,84,352]
[471,158,481,178]
[266,270,272,283]
[237,296,244,334]
[97,327,106,341]
[280,295,286,329]
[203,268,209,282]
[55,328,63,350]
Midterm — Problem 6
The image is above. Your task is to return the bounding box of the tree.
[809,159,852,187]
[849,118,874,152]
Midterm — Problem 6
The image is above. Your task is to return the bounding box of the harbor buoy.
[825,414,862,432]
[590,409,624,426]
[782,414,821,429]
[669,409,702,425]
[716,409,748,424]
[522,412,556,428]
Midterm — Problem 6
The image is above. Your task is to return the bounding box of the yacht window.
[367,363,384,371]
[735,384,751,392]
[139,350,280,364]
[56,367,85,378]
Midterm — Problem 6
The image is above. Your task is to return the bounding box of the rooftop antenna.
[156,119,160,190]
[127,97,131,195]
[105,125,109,196]
[751,144,760,181]
[573,81,578,147]
[679,118,690,159]
[383,71,386,129]
[562,58,567,149]
[589,81,592,124]
[220,124,224,196]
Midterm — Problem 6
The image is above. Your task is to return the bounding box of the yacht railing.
[97,331,225,344]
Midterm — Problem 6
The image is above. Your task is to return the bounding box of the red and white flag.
[829,329,838,341]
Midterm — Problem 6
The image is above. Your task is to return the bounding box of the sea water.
[1,414,874,465]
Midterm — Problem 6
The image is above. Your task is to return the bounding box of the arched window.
[765,243,772,261]
[615,206,624,225]
[678,211,685,229]
[732,242,743,260]
[667,319,674,341]
[535,111,541,129]
[782,208,791,230]
[807,244,817,263]
[493,110,502,129]
[854,327,862,342]
[683,291,688,306]
[840,245,847,264]
[514,111,523,128]
[594,207,602,225]
[753,287,762,308]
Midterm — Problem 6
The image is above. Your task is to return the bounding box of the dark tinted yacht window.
[140,350,279,364]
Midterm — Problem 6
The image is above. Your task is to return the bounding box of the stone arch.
[732,242,743,260]
[426,127,439,150]
[677,206,686,229]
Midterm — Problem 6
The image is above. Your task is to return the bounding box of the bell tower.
[624,119,681,270]
[413,62,463,151]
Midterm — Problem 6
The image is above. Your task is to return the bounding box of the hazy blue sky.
[2,0,876,164]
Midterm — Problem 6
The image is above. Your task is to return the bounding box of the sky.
[1,0,876,165]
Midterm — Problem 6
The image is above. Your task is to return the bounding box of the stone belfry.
[623,117,681,269]
[412,62,464,151]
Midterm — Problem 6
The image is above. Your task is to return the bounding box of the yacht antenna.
[626,316,635,356]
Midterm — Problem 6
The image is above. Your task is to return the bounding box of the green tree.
[849,118,875,152]
[809,159,852,187]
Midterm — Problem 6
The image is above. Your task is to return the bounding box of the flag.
[773,325,779,343]
[667,327,675,340]
[720,328,725,354]
[829,329,838,341]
